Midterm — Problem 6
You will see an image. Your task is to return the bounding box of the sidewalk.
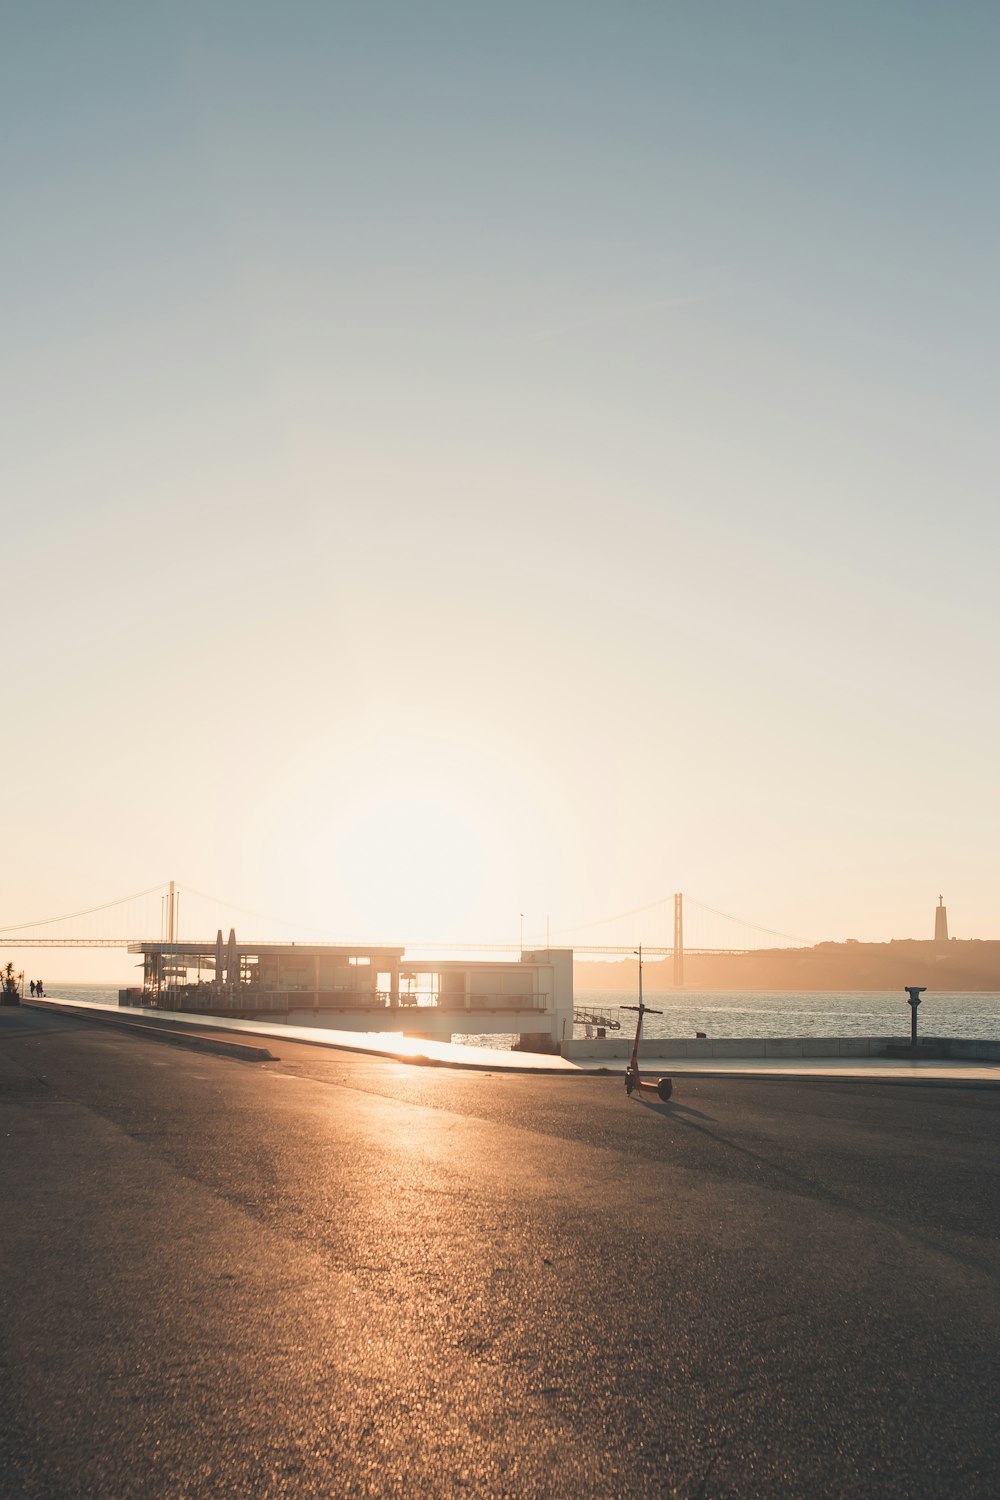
[27,995,1000,1084]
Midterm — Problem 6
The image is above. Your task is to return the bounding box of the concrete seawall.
[564,1035,1000,1062]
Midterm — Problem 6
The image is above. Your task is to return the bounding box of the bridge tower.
[673,892,684,988]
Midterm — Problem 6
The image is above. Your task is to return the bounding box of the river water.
[40,983,1000,1048]
[571,989,1000,1042]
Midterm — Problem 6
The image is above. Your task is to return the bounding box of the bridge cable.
[684,897,812,947]
[550,895,672,937]
[179,885,344,938]
[0,882,170,934]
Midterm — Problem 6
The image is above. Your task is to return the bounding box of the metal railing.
[125,985,549,1014]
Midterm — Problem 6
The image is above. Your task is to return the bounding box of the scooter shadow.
[634,1095,714,1121]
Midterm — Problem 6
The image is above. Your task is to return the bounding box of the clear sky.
[3,2,998,980]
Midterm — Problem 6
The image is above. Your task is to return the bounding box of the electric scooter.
[622,945,673,1101]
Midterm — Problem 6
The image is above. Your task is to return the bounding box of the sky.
[3,2,998,980]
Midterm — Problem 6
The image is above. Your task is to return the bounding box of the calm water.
[573,989,1000,1042]
[42,983,1000,1049]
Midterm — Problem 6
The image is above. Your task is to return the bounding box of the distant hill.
[575,939,1000,992]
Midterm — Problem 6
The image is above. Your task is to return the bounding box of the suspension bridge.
[0,881,813,987]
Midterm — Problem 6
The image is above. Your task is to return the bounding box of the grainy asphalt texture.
[1,1006,998,1499]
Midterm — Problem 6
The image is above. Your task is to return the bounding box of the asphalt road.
[1,1006,998,1499]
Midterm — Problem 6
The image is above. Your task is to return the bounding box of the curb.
[23,1001,276,1063]
[605,1066,1000,1090]
[25,1000,571,1075]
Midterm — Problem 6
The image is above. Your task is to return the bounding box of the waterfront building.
[123,933,573,1049]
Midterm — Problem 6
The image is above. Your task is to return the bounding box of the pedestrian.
[29,980,36,997]
[36,979,44,997]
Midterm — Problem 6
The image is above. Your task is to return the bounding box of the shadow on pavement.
[637,1090,1000,1285]
[638,1097,715,1121]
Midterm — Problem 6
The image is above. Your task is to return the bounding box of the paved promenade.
[2,1004,999,1498]
[30,993,1000,1083]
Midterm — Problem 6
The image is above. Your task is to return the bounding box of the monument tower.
[934,894,949,947]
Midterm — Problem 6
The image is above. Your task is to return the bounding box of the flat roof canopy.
[128,942,406,959]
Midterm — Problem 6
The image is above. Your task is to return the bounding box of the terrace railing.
[124,985,549,1014]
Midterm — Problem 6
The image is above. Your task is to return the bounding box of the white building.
[124,935,574,1051]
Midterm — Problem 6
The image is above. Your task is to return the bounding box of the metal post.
[905,987,925,1058]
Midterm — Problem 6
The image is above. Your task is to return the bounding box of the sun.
[245,726,547,945]
[328,789,494,940]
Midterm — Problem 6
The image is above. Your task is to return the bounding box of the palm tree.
[1,961,22,1005]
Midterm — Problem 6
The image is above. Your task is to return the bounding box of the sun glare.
[330,791,492,939]
[244,728,542,944]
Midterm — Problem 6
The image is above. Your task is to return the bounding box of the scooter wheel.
[656,1077,673,1101]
